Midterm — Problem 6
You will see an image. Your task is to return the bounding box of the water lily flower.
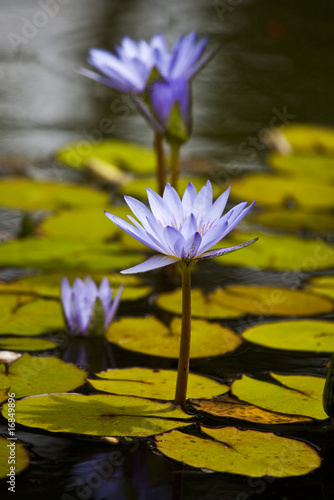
[80,32,213,95]
[105,181,256,407]
[105,181,257,274]
[61,277,123,336]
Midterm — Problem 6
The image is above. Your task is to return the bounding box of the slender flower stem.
[170,142,180,193]
[174,262,192,407]
[154,132,166,196]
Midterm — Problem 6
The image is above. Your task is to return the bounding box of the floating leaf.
[208,285,333,317]
[305,275,334,300]
[230,173,334,209]
[231,374,327,420]
[57,139,157,174]
[269,154,334,181]
[242,319,334,352]
[0,272,150,301]
[89,368,229,400]
[0,238,143,271]
[106,316,241,358]
[0,435,30,479]
[280,124,334,155]
[191,396,311,424]
[155,427,320,477]
[0,178,109,210]
[0,337,57,351]
[2,393,192,437]
[156,288,242,319]
[0,295,63,336]
[255,209,334,233]
[0,354,86,398]
[120,176,222,200]
[218,232,334,271]
[0,388,10,404]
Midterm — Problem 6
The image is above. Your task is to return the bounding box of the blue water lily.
[61,277,123,336]
[105,181,257,274]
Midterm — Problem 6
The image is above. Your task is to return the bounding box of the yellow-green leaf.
[155,427,320,477]
[255,209,334,233]
[0,337,57,351]
[0,354,87,398]
[208,285,333,317]
[106,316,241,358]
[156,288,242,319]
[0,435,30,479]
[0,388,10,404]
[0,178,109,210]
[218,232,334,271]
[191,396,311,423]
[231,374,327,420]
[305,275,334,300]
[0,295,63,336]
[0,238,143,271]
[280,124,334,156]
[57,139,157,174]
[2,393,192,437]
[242,319,334,352]
[230,173,334,209]
[89,368,229,400]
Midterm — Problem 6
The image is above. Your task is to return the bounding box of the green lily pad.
[120,176,222,200]
[89,368,229,400]
[280,124,334,155]
[155,288,242,319]
[106,316,241,358]
[57,139,157,174]
[208,285,333,317]
[305,275,334,300]
[230,173,334,209]
[155,426,320,477]
[0,238,144,271]
[0,295,63,336]
[0,388,10,404]
[0,337,57,351]
[191,396,311,424]
[242,319,334,352]
[231,374,327,420]
[218,232,334,271]
[0,435,30,479]
[255,209,334,233]
[0,272,151,301]
[2,393,192,437]
[0,353,87,398]
[0,178,109,210]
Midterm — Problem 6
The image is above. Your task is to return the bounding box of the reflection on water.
[0,0,333,167]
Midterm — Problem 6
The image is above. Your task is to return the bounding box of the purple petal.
[221,201,256,238]
[146,188,172,225]
[105,284,123,328]
[124,195,155,230]
[78,68,130,93]
[197,218,229,254]
[132,95,165,135]
[206,186,231,224]
[192,180,213,215]
[162,183,183,226]
[163,226,185,257]
[181,182,198,214]
[120,255,179,274]
[181,213,198,240]
[98,277,112,311]
[198,238,258,259]
[183,232,202,259]
[61,277,72,328]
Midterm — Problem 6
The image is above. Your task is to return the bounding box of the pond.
[0,1,334,499]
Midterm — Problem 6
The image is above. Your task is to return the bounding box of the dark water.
[1,1,334,499]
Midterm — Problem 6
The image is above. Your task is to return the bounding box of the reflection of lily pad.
[242,320,334,352]
[0,178,109,210]
[89,368,228,400]
[230,173,334,209]
[156,288,242,319]
[219,232,334,271]
[191,395,311,424]
[0,353,87,398]
[231,374,327,420]
[0,272,151,301]
[155,427,320,477]
[3,393,192,437]
[57,139,156,174]
[0,337,57,351]
[0,295,63,336]
[0,436,30,479]
[0,238,144,271]
[106,316,241,358]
